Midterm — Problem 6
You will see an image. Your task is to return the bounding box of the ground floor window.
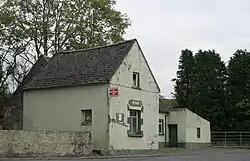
[159,119,164,135]
[127,109,143,137]
[130,109,140,132]
[197,127,201,138]
[81,109,92,126]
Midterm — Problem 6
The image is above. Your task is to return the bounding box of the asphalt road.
[2,149,250,161]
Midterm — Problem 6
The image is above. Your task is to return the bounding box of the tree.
[0,53,11,127]
[172,49,194,109]
[173,49,227,130]
[226,50,250,130]
[192,50,227,130]
[0,0,131,89]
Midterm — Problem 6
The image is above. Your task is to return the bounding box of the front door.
[168,124,178,147]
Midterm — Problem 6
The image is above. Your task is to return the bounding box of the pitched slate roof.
[159,99,170,113]
[10,56,48,95]
[24,39,136,90]
[161,99,177,108]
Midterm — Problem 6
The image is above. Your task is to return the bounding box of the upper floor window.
[133,72,140,88]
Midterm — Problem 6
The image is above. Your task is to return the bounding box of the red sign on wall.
[109,87,118,97]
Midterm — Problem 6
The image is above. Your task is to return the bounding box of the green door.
[168,124,178,147]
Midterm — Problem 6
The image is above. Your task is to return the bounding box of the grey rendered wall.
[185,109,211,146]
[23,84,109,150]
[168,109,187,144]
[109,42,160,150]
[158,109,211,148]
[2,56,48,130]
[0,130,92,157]
[158,113,168,148]
[158,109,187,148]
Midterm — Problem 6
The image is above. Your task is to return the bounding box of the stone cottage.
[22,39,160,150]
[2,39,211,150]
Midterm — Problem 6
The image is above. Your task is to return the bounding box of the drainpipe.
[164,113,168,148]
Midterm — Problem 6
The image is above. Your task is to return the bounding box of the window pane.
[197,128,201,138]
[159,119,164,134]
[129,109,141,132]
[133,72,139,87]
[159,124,162,133]
[132,117,137,132]
[130,110,136,117]
[133,74,137,86]
[85,110,92,121]
[81,109,92,126]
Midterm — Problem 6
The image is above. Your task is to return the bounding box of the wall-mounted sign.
[128,99,142,107]
[116,113,124,122]
[109,87,118,97]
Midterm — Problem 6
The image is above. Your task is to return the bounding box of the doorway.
[168,124,178,147]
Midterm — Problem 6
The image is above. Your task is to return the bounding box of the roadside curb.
[1,148,249,160]
[1,154,168,160]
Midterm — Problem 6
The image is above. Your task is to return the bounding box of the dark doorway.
[168,124,178,147]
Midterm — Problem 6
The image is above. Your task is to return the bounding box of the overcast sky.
[115,0,250,98]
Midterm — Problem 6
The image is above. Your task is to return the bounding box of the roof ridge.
[57,38,137,54]
[23,38,136,90]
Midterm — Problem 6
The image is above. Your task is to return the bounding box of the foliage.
[226,50,250,130]
[192,50,227,130]
[173,49,228,130]
[0,0,130,89]
[172,49,194,109]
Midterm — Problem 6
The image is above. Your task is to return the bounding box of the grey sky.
[115,0,250,98]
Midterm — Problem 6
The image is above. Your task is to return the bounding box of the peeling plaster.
[111,118,128,128]
[0,130,92,157]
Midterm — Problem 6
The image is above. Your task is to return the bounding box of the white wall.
[109,41,160,150]
[23,84,109,150]
[158,113,167,143]
[158,108,211,145]
[185,109,211,143]
[168,109,187,143]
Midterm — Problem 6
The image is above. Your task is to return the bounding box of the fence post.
[225,132,227,146]
[240,132,242,146]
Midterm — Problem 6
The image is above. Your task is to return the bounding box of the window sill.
[81,125,92,126]
[159,133,165,136]
[127,130,143,137]
[81,121,92,126]
[132,86,141,90]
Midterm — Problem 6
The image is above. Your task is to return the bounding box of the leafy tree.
[0,58,11,127]
[226,50,250,130]
[173,49,227,130]
[235,99,250,129]
[192,50,227,130]
[172,49,194,109]
[0,0,130,89]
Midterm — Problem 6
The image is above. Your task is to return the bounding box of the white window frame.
[133,72,140,88]
[159,119,164,135]
[129,109,140,132]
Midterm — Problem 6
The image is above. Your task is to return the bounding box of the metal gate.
[211,131,250,147]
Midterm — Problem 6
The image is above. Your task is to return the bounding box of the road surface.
[2,149,250,161]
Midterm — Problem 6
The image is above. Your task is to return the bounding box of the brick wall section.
[0,130,92,157]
